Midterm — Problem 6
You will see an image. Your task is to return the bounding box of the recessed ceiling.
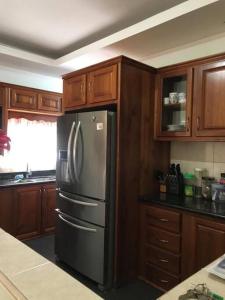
[0,0,185,58]
[0,0,222,77]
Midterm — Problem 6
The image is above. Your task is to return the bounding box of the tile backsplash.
[170,142,225,179]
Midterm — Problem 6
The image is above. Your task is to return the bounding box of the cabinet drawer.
[146,225,181,254]
[146,245,180,275]
[145,205,181,233]
[145,263,179,291]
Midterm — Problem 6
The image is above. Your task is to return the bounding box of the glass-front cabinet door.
[155,68,193,138]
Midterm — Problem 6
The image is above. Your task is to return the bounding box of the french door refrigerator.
[55,110,116,289]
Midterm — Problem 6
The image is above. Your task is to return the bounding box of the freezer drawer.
[57,190,106,227]
[55,210,105,284]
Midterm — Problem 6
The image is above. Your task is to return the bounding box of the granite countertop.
[0,176,56,187]
[0,229,102,300]
[140,193,225,219]
[157,255,225,300]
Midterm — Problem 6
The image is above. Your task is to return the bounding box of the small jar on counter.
[202,176,215,199]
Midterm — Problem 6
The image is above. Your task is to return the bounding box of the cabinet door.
[42,183,56,233]
[155,68,193,138]
[0,86,8,132]
[182,213,225,279]
[38,93,62,113]
[64,74,86,109]
[15,185,42,240]
[10,88,38,110]
[193,61,225,137]
[87,64,117,104]
[0,189,15,235]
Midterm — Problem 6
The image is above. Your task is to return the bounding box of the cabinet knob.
[159,218,168,222]
[197,116,200,130]
[160,279,169,283]
[159,239,169,243]
[186,116,190,132]
[159,259,169,263]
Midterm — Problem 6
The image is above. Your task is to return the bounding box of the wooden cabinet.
[193,60,225,137]
[155,68,193,138]
[63,74,86,108]
[139,202,225,291]
[15,185,42,240]
[42,184,56,233]
[0,182,56,241]
[139,203,181,292]
[87,64,117,104]
[10,88,38,110]
[0,85,8,132]
[38,93,62,113]
[63,63,118,109]
[154,53,225,141]
[8,86,62,115]
[0,189,15,235]
[62,56,170,285]
[182,213,225,279]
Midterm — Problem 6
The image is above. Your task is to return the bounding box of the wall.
[171,142,225,179]
[0,65,62,93]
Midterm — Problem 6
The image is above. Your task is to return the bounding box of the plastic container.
[202,177,215,199]
[184,173,195,197]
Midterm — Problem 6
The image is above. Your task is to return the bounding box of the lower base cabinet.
[139,202,225,292]
[15,185,42,240]
[0,182,56,240]
[0,189,15,235]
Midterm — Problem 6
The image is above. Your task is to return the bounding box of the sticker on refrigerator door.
[96,123,103,130]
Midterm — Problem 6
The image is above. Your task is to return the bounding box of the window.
[0,118,56,172]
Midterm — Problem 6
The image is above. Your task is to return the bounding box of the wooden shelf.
[163,102,186,110]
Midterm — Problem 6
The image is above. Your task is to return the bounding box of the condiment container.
[202,176,215,199]
[184,173,195,197]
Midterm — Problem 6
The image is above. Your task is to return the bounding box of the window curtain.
[0,118,56,172]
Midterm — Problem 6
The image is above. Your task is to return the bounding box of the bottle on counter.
[184,173,195,197]
[194,168,205,198]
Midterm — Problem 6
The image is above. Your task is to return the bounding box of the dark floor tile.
[23,235,163,300]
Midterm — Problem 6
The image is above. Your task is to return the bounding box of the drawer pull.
[159,218,168,222]
[159,259,169,263]
[159,239,169,243]
[160,279,169,283]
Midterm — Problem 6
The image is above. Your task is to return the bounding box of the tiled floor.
[24,235,162,300]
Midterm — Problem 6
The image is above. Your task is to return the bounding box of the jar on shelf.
[202,177,215,199]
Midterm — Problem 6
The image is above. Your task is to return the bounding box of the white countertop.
[158,257,225,300]
[0,229,102,300]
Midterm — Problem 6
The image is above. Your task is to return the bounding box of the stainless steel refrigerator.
[55,110,116,289]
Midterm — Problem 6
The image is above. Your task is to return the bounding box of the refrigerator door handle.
[73,120,81,182]
[67,121,76,181]
[59,192,98,207]
[55,209,97,232]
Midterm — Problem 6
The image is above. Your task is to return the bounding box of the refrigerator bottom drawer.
[55,212,105,284]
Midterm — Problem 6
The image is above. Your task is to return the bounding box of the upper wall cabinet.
[10,88,38,110]
[8,87,62,116]
[87,64,117,104]
[63,74,86,108]
[0,85,8,132]
[155,54,225,141]
[63,63,118,110]
[155,67,193,138]
[193,61,225,137]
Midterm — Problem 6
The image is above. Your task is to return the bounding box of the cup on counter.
[163,97,170,105]
[169,92,178,104]
[178,92,186,104]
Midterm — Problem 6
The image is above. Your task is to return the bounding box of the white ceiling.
[0,0,223,77]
